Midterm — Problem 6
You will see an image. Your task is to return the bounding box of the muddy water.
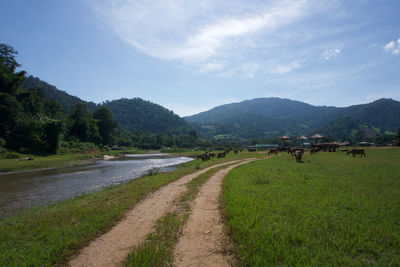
[0,154,193,218]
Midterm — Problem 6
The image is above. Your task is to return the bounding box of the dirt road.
[68,159,243,267]
[174,158,258,267]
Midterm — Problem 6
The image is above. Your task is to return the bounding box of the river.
[0,154,193,219]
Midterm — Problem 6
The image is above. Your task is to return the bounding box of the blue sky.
[1,0,399,116]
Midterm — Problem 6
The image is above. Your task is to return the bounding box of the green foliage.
[22,76,97,113]
[0,44,65,154]
[2,151,21,159]
[103,98,190,134]
[93,106,117,146]
[0,43,26,96]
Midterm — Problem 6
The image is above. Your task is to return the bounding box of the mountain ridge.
[185,97,400,139]
[22,76,191,135]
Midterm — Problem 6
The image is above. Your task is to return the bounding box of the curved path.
[174,158,260,267]
[68,159,243,267]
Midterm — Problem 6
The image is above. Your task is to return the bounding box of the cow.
[217,152,226,158]
[294,150,303,163]
[268,149,278,155]
[346,149,366,157]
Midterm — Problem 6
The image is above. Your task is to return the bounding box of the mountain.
[22,76,97,113]
[23,76,190,134]
[103,98,190,134]
[185,97,400,139]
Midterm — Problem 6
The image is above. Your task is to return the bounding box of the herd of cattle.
[196,149,243,161]
[196,146,366,163]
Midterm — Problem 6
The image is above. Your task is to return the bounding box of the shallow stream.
[0,154,193,218]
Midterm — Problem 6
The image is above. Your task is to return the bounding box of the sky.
[1,0,399,116]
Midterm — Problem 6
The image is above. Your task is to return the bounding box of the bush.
[58,140,98,153]
[0,138,5,148]
[3,151,21,159]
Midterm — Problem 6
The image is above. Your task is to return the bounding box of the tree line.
[0,43,209,155]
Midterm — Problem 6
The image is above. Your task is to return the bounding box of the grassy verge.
[0,151,257,266]
[222,148,400,266]
[123,163,237,266]
[0,153,97,173]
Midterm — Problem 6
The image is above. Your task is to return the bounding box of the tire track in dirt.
[68,159,243,267]
[174,158,261,267]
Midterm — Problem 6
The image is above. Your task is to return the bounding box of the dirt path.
[68,159,243,267]
[174,158,258,267]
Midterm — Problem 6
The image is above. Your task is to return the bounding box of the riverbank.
[0,151,261,266]
[0,148,190,174]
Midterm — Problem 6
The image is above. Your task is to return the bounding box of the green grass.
[222,148,400,266]
[0,151,259,266]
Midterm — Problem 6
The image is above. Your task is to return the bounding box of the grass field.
[0,151,259,266]
[222,148,400,266]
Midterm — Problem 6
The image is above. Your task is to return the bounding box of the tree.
[93,106,117,146]
[189,130,198,139]
[69,102,90,141]
[0,43,26,95]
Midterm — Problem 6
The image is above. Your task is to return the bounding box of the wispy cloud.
[268,61,301,74]
[88,0,331,76]
[384,38,400,55]
[322,48,341,60]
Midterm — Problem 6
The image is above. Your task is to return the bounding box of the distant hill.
[103,98,190,134]
[22,76,191,134]
[22,76,97,113]
[185,97,400,139]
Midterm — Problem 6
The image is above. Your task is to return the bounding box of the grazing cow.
[294,150,303,163]
[268,149,278,155]
[310,147,319,154]
[217,152,226,158]
[248,148,256,152]
[346,149,366,157]
[234,149,238,154]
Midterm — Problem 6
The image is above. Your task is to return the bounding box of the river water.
[0,154,193,219]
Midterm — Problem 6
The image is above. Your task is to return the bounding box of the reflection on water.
[0,155,193,218]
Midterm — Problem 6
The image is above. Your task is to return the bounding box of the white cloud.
[269,61,301,74]
[384,38,400,55]
[322,48,341,60]
[88,0,329,74]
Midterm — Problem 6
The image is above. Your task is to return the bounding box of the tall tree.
[69,102,91,141]
[93,106,117,146]
[0,43,26,95]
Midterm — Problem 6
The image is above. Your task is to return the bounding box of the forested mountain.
[22,76,191,135]
[103,98,190,134]
[22,76,97,113]
[185,97,400,139]
[1,43,198,154]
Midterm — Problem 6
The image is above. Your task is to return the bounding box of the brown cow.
[346,149,366,157]
[268,149,278,155]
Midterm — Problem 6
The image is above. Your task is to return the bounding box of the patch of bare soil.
[68,160,242,267]
[174,158,258,267]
